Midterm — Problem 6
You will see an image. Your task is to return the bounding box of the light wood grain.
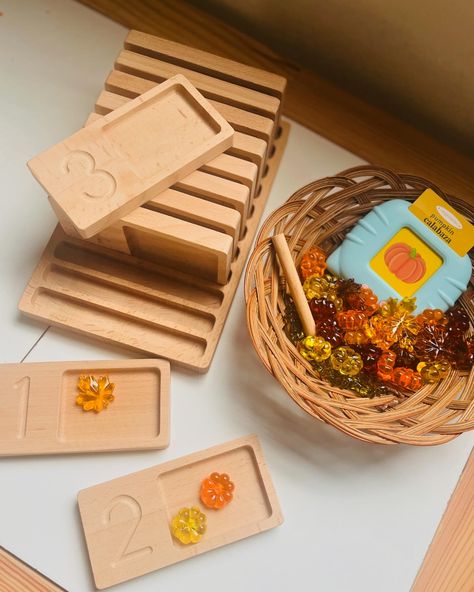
[18,122,290,372]
[412,449,474,592]
[94,89,260,198]
[28,75,234,238]
[174,170,250,231]
[116,49,281,122]
[0,547,65,592]
[0,359,170,455]
[272,233,315,335]
[77,0,474,205]
[147,188,242,253]
[91,207,234,284]
[125,29,286,98]
[104,69,272,150]
[87,105,250,275]
[19,28,289,372]
[78,434,283,589]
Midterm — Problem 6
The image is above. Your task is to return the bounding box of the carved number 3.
[62,150,116,200]
[103,495,152,567]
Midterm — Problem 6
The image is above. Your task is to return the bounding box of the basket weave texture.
[244,166,474,445]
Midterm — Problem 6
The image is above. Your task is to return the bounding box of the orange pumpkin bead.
[416,309,447,327]
[300,247,327,280]
[376,350,397,381]
[200,472,235,509]
[391,367,422,391]
[336,310,367,330]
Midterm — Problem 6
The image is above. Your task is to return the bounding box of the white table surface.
[1,1,473,591]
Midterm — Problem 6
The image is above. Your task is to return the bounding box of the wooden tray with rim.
[19,30,289,372]
[28,75,234,240]
[0,359,170,455]
[78,434,283,589]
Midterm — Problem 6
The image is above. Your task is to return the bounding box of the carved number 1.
[103,495,153,567]
[13,376,30,439]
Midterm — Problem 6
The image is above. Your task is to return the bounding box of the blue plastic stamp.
[327,190,473,312]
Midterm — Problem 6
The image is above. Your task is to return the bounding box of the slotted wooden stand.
[20,31,289,372]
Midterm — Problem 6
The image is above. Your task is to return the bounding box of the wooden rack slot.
[174,170,250,226]
[115,50,280,122]
[104,70,274,146]
[125,30,286,98]
[32,288,208,357]
[144,188,241,253]
[43,265,217,333]
[52,240,225,308]
[88,207,233,284]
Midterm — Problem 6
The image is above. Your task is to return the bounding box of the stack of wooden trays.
[20,30,289,372]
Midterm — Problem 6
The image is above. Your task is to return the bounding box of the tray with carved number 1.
[0,359,170,456]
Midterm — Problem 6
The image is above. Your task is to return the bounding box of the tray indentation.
[0,375,31,441]
[58,368,161,443]
[53,241,224,308]
[103,84,221,180]
[45,264,215,334]
[157,444,273,547]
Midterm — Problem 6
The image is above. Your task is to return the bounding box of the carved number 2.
[102,495,152,567]
[62,150,117,200]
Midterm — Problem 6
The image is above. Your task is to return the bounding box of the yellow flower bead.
[298,335,332,362]
[302,275,329,300]
[330,346,363,376]
[345,329,369,346]
[419,361,451,383]
[171,507,207,545]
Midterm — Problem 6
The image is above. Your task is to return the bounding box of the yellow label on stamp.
[370,227,443,297]
[408,189,474,257]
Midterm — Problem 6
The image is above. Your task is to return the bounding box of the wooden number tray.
[19,30,289,372]
[28,75,234,239]
[0,359,170,456]
[78,434,283,589]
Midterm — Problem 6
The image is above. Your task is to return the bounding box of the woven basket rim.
[244,165,474,446]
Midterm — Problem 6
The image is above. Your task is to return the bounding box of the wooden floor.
[78,0,474,205]
[412,449,474,592]
[0,547,65,591]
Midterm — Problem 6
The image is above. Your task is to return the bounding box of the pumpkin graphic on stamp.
[370,227,443,298]
[384,243,426,284]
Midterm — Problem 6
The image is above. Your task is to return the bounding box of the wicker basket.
[244,166,474,445]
